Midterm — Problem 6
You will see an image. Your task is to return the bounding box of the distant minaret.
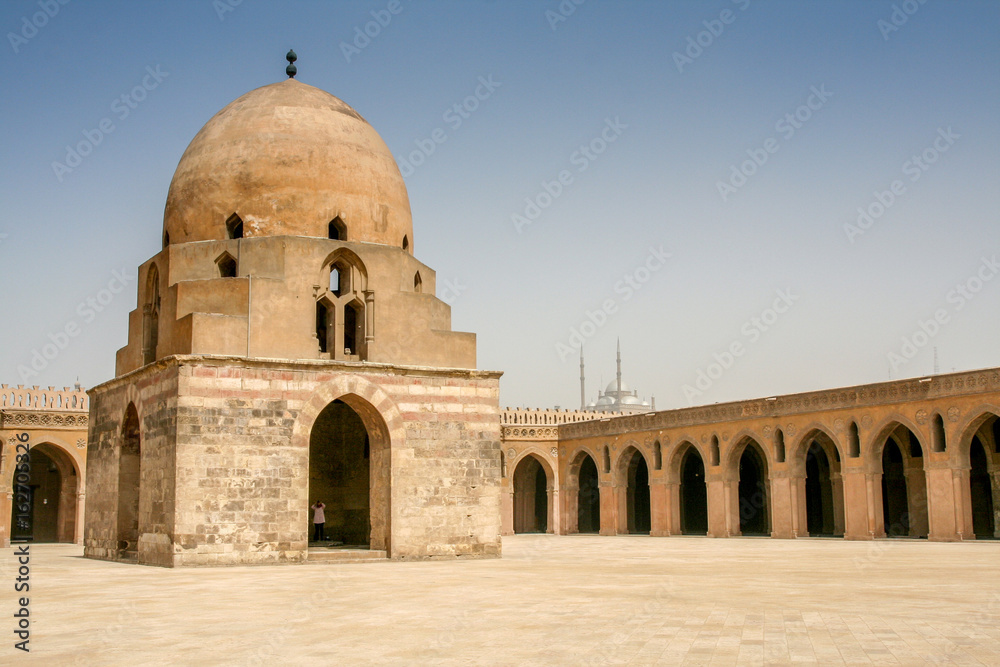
[579,348,586,410]
[616,338,622,399]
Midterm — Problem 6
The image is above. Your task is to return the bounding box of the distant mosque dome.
[596,395,614,407]
[620,395,642,406]
[605,379,630,394]
[163,79,413,248]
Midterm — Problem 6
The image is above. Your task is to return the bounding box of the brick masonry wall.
[86,356,502,566]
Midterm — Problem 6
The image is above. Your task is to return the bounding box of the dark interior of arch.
[970,435,996,538]
[577,455,600,533]
[881,438,909,537]
[680,448,707,535]
[309,399,371,546]
[513,456,548,533]
[805,442,836,536]
[626,451,651,534]
[738,444,768,536]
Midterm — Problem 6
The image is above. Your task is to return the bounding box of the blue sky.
[1,0,998,410]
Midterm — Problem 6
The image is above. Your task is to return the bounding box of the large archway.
[678,446,707,535]
[12,443,80,543]
[621,447,650,534]
[117,403,141,558]
[512,454,551,533]
[797,430,844,537]
[877,423,928,538]
[308,398,388,547]
[735,439,769,536]
[574,453,600,534]
[970,434,996,538]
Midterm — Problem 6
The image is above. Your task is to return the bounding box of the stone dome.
[162,79,413,247]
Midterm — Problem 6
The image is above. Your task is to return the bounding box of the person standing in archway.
[311,501,326,542]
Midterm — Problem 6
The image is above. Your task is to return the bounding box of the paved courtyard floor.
[6,535,1000,665]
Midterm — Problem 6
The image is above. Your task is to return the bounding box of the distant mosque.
[581,340,654,414]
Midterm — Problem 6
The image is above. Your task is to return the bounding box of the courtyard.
[13,535,1000,665]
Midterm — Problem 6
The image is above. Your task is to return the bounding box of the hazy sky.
[1,0,998,411]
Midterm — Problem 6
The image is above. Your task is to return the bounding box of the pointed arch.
[567,449,600,534]
[512,453,554,533]
[142,264,160,366]
[292,376,404,554]
[226,213,243,239]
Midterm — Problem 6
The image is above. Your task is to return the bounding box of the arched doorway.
[10,443,80,543]
[736,441,769,536]
[878,425,928,538]
[512,455,551,533]
[117,404,141,558]
[622,448,650,534]
[576,454,600,534]
[970,435,995,538]
[679,446,707,535]
[308,399,384,547]
[805,442,835,536]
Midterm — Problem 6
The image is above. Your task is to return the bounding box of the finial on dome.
[285,49,297,78]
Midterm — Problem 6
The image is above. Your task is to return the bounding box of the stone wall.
[86,355,502,567]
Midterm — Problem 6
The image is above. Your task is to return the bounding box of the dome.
[163,79,413,247]
[620,395,642,405]
[605,380,630,394]
[596,395,614,406]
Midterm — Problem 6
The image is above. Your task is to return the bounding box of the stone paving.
[7,535,1000,665]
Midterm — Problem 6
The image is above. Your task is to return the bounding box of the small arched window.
[710,436,720,466]
[329,266,341,294]
[226,213,243,239]
[402,235,409,252]
[216,252,237,278]
[653,441,662,470]
[602,446,611,474]
[414,271,423,293]
[849,422,861,458]
[775,429,785,463]
[329,216,346,241]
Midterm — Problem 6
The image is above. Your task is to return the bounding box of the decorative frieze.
[1,410,89,429]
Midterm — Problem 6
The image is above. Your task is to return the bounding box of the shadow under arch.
[871,421,928,538]
[12,441,81,543]
[293,377,403,554]
[728,435,770,536]
[511,452,554,533]
[670,440,707,535]
[956,408,1000,538]
[615,445,651,534]
[793,427,844,537]
[567,448,601,534]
